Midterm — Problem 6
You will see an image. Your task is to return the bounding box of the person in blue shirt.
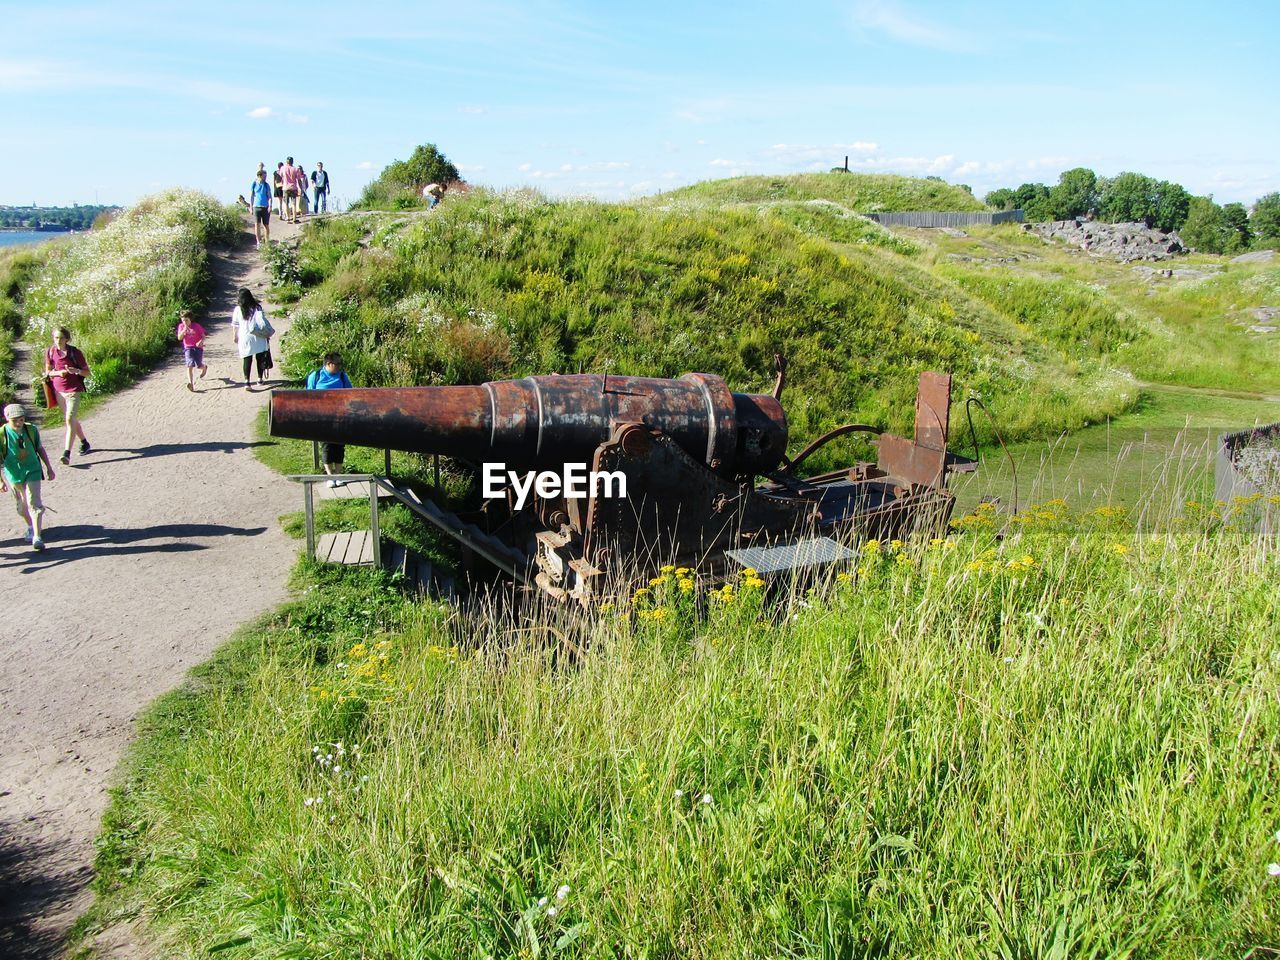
[306,353,354,486]
[250,169,273,249]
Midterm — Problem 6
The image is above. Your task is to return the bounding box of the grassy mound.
[22,190,239,395]
[89,503,1280,957]
[653,172,987,213]
[283,187,1135,458]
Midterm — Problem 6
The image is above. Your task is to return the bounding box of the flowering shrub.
[23,189,239,393]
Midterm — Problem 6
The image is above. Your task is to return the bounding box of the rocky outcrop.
[1024,218,1184,261]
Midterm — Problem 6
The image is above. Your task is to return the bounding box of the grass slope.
[282,184,1134,463]
[88,508,1280,957]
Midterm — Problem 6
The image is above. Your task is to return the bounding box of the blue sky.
[3,0,1277,209]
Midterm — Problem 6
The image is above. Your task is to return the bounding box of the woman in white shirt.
[230,287,274,390]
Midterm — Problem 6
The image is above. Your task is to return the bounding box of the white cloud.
[247,106,273,119]
[356,161,374,170]
[286,113,309,124]
[518,163,532,172]
[850,1,975,52]
[708,158,738,168]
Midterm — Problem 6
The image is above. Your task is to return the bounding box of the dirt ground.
[0,217,307,958]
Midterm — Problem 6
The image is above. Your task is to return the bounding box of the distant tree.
[1252,192,1280,245]
[356,143,461,209]
[1047,167,1098,220]
[985,187,1016,210]
[1180,196,1228,253]
[1098,172,1156,224]
[1096,173,1191,231]
[1221,202,1252,252]
[1150,180,1191,232]
[1006,183,1053,220]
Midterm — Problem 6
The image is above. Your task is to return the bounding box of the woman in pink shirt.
[43,326,91,466]
[176,310,209,392]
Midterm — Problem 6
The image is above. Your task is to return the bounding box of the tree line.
[0,204,118,231]
[985,169,1279,254]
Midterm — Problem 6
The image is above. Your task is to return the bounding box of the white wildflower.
[546,906,558,918]
[701,793,712,805]
[556,885,569,900]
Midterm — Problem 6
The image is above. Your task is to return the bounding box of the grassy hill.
[280,178,1135,461]
[652,172,988,213]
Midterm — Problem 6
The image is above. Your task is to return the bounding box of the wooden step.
[315,530,376,566]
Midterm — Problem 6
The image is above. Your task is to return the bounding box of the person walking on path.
[310,162,330,214]
[44,326,91,466]
[305,352,354,486]
[273,162,285,216]
[231,287,274,389]
[296,160,309,217]
[282,156,303,223]
[1,403,56,552]
[176,310,209,392]
[250,169,273,248]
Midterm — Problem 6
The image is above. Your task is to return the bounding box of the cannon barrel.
[269,373,789,476]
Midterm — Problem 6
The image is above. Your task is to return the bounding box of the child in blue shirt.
[306,353,354,486]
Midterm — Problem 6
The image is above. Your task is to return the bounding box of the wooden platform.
[314,530,451,598]
[315,530,377,565]
[314,479,395,502]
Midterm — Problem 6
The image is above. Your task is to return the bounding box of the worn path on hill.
[0,217,306,958]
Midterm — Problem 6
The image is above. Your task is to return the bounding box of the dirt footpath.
[0,218,305,958]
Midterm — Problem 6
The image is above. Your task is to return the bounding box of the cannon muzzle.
[269,373,788,477]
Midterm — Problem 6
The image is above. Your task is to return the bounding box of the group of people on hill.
[4,287,357,551]
[245,158,331,248]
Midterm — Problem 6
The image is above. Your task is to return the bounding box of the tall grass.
[0,243,55,404]
[88,491,1280,958]
[22,189,239,394]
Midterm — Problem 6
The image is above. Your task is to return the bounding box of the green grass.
[918,223,1280,396]
[0,242,56,405]
[953,386,1280,513]
[84,502,1280,958]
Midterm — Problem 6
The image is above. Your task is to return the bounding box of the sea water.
[0,231,66,248]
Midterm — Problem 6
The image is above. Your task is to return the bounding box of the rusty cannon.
[269,370,974,600]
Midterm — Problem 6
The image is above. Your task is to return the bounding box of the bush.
[355,143,460,211]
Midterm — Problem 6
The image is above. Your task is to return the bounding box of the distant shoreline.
[0,226,74,233]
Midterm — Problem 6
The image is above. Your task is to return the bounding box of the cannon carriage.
[269,369,974,601]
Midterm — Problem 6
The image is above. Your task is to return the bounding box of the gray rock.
[1231,250,1275,263]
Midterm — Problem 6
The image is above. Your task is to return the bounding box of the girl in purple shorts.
[177,310,209,392]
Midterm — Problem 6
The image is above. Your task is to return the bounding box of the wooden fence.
[863,210,1024,227]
